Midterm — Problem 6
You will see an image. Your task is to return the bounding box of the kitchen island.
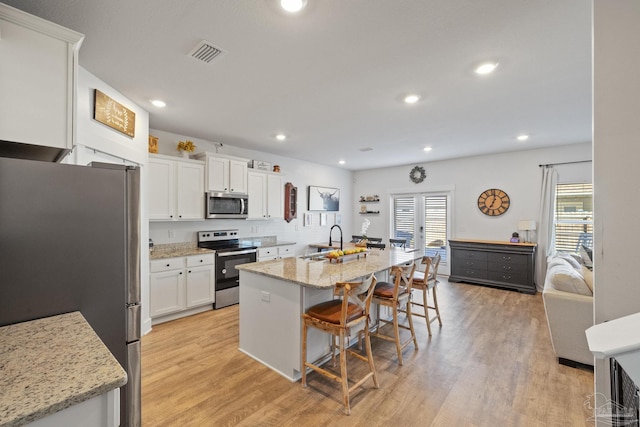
[236,248,421,381]
[0,312,127,427]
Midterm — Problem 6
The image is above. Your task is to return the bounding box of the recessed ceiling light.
[150,99,166,108]
[280,0,307,13]
[517,134,529,141]
[423,146,432,152]
[404,94,421,104]
[339,160,345,165]
[475,62,499,75]
[275,133,287,141]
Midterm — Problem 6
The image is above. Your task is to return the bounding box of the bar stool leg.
[339,330,350,415]
[405,299,418,349]
[392,304,403,366]
[423,288,432,336]
[432,286,442,325]
[301,321,308,387]
[364,323,380,388]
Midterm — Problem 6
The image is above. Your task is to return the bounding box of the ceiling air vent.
[188,40,226,64]
[359,147,374,152]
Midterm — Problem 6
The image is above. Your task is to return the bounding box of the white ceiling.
[5,0,592,170]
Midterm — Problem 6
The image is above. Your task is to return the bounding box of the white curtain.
[535,166,558,291]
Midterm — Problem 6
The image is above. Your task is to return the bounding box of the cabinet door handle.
[503,256,511,261]
[466,261,474,266]
[503,266,512,271]
[179,272,183,275]
[200,259,203,263]
[502,275,511,280]
[166,264,170,267]
[188,270,191,273]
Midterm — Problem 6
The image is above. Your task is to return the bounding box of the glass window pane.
[393,197,415,247]
[555,183,593,253]
[425,195,448,263]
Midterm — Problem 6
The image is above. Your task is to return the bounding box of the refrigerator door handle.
[126,340,141,427]
[127,303,141,343]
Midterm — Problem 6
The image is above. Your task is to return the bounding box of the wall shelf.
[359,211,380,215]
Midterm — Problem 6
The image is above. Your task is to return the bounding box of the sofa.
[542,253,594,367]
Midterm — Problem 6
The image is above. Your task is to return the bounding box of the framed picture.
[320,213,327,226]
[304,212,313,227]
[308,185,340,211]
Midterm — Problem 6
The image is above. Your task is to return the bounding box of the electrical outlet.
[168,230,175,238]
[261,291,270,302]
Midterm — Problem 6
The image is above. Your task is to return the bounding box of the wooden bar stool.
[301,274,379,415]
[409,253,442,336]
[370,263,418,365]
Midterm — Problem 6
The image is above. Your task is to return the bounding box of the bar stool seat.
[301,274,379,415]
[408,253,442,336]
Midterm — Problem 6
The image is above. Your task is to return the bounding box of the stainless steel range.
[197,229,257,309]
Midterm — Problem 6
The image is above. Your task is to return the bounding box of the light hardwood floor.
[142,278,595,426]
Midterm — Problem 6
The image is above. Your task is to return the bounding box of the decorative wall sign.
[308,185,340,211]
[94,89,136,137]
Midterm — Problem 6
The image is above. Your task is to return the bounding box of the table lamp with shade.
[518,220,537,243]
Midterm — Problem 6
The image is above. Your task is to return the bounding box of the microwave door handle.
[241,198,245,214]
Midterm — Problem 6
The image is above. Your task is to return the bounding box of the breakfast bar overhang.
[236,249,422,381]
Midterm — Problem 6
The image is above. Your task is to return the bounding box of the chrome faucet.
[329,224,343,251]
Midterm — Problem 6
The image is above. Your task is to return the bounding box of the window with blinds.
[424,196,448,262]
[392,194,448,263]
[393,197,415,247]
[555,183,593,253]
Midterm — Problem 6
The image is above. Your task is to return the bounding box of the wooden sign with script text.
[94,89,136,137]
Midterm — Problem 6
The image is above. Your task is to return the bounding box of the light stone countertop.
[149,237,295,260]
[237,248,422,289]
[0,312,127,427]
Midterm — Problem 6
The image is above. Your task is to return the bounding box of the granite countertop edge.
[150,238,296,260]
[0,312,127,427]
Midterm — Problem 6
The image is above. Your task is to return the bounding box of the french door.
[391,193,450,266]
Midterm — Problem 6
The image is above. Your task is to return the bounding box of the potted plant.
[176,140,196,158]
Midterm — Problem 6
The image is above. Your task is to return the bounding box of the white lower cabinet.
[257,244,295,262]
[150,254,215,323]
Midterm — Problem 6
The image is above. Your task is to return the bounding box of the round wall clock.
[477,188,510,216]
[409,166,426,184]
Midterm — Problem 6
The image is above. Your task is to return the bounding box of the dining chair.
[389,238,406,248]
[408,253,442,336]
[367,237,383,243]
[351,235,364,243]
[301,274,379,415]
[366,242,386,250]
[370,263,418,365]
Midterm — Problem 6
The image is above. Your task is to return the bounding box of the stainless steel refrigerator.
[0,156,141,427]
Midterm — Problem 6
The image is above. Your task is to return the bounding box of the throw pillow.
[581,265,594,292]
[548,264,592,296]
[580,245,593,268]
[547,257,572,270]
[556,252,582,270]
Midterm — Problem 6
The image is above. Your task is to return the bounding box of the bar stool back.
[409,253,442,336]
[301,274,379,415]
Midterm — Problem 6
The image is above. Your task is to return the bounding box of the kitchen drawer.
[453,249,488,262]
[488,261,528,274]
[487,270,528,286]
[258,247,277,258]
[150,258,185,273]
[453,257,487,270]
[186,254,215,267]
[278,245,294,257]
[487,252,527,266]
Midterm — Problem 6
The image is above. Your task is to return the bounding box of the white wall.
[148,129,353,255]
[593,0,640,401]
[69,67,151,335]
[353,143,592,274]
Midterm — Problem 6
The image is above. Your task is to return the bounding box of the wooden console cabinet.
[449,239,537,294]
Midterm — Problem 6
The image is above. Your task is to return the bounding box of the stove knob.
[222,268,227,274]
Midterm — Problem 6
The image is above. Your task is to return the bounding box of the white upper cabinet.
[247,170,283,220]
[194,153,248,194]
[0,4,83,152]
[148,155,204,221]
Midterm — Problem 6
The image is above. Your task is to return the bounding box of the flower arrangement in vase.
[355,218,371,247]
[177,140,196,158]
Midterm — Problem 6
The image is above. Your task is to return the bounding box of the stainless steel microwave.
[206,192,248,219]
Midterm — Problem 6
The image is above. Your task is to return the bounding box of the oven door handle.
[217,249,257,257]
